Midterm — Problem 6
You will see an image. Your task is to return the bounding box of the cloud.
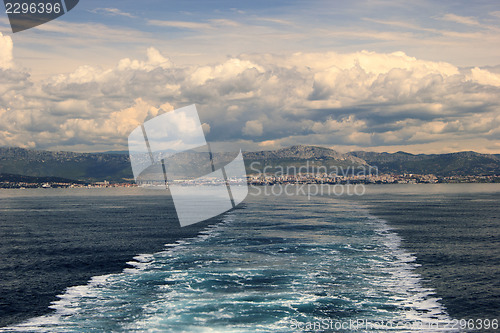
[147,18,240,30]
[91,8,136,18]
[441,14,480,26]
[363,18,433,32]
[0,33,13,69]
[209,19,240,27]
[147,20,213,30]
[256,18,295,26]
[243,120,263,136]
[468,67,500,87]
[117,47,172,71]
[364,17,490,40]
[60,98,166,140]
[32,20,146,43]
[0,40,499,153]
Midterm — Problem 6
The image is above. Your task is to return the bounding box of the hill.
[350,151,500,176]
[0,145,498,182]
[0,147,132,182]
[242,145,368,175]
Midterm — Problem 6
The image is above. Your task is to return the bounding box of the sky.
[0,0,499,153]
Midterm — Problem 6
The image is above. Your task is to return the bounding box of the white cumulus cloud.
[0,40,499,153]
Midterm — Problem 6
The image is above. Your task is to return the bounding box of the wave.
[2,197,457,332]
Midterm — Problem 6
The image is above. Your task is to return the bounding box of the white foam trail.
[365,212,455,331]
[0,215,235,332]
[1,199,460,332]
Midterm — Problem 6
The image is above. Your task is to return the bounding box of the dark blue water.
[0,184,498,332]
[0,188,218,328]
[355,184,500,322]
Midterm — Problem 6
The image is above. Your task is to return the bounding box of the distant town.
[0,172,498,189]
[246,173,500,185]
[0,179,137,189]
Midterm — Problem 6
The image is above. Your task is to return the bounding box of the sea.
[0,184,498,332]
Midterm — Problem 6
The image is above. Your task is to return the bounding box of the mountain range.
[0,145,499,182]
